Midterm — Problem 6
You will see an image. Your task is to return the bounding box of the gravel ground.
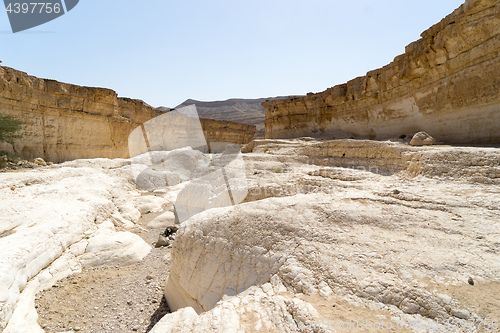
[35,211,173,333]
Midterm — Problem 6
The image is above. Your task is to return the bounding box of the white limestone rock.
[0,159,153,331]
[174,148,248,223]
[149,307,198,333]
[78,230,151,268]
[135,168,182,189]
[57,158,131,170]
[33,157,47,166]
[148,210,176,229]
[118,202,142,222]
[165,188,500,322]
[152,290,323,333]
[131,148,212,190]
[135,195,167,214]
[4,250,84,333]
[159,148,211,181]
[2,138,500,332]
[174,169,233,224]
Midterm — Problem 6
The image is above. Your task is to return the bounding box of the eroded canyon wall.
[0,66,255,162]
[263,0,500,144]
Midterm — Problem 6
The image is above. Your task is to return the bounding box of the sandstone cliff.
[199,118,255,147]
[263,0,500,144]
[0,66,255,162]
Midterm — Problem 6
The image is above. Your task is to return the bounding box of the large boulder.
[174,147,248,223]
[152,287,322,333]
[132,148,212,190]
[410,131,436,146]
[78,230,151,268]
[148,210,176,229]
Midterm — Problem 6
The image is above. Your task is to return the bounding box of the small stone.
[393,189,401,195]
[436,293,452,305]
[146,275,154,280]
[155,235,169,248]
[74,327,81,331]
[332,303,336,308]
[261,283,273,293]
[451,308,470,320]
[468,277,474,285]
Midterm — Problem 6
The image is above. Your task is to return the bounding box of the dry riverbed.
[35,212,172,333]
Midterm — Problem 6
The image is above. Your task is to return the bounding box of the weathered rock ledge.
[263,0,500,144]
[0,66,255,162]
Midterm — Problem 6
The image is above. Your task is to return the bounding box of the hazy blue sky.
[1,0,464,107]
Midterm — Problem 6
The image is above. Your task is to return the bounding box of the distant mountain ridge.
[157,97,290,137]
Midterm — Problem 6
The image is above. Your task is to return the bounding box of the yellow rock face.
[0,67,255,162]
[263,0,500,144]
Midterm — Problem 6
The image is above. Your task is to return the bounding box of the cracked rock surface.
[163,139,500,332]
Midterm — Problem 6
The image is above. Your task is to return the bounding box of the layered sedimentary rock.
[199,118,255,148]
[0,66,255,162]
[243,138,500,183]
[263,0,500,144]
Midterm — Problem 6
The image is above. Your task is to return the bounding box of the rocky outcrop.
[243,138,500,182]
[1,144,250,332]
[263,0,500,144]
[199,118,255,148]
[163,138,500,331]
[0,66,255,162]
[0,158,158,332]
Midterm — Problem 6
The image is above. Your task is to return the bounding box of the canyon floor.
[1,138,500,332]
[34,211,171,333]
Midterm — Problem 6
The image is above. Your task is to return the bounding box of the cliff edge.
[0,67,255,162]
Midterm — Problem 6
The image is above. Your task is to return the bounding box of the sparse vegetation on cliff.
[0,113,24,145]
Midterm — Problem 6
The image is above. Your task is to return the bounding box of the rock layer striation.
[263,0,500,144]
[0,66,255,162]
